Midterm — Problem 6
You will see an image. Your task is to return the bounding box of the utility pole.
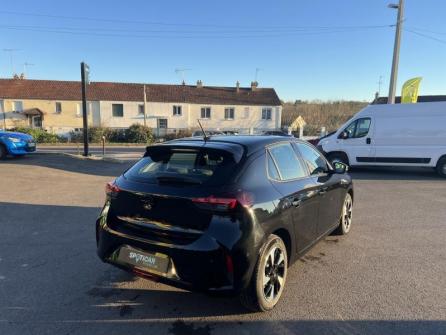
[143,84,147,127]
[80,62,90,156]
[388,0,404,104]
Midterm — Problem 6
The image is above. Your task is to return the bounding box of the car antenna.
[197,119,210,141]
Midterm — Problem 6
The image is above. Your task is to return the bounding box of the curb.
[34,151,135,163]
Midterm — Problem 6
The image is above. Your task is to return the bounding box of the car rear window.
[124,147,237,186]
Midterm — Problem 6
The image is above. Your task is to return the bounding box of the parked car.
[191,130,224,137]
[317,101,446,177]
[96,135,353,311]
[261,130,293,137]
[221,130,239,135]
[0,130,36,159]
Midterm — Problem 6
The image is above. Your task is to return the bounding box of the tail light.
[105,181,120,196]
[192,192,253,211]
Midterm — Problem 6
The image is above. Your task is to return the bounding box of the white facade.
[98,100,282,133]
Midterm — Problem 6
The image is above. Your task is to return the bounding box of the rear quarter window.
[268,142,307,181]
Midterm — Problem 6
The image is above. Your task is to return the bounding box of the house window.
[112,104,124,117]
[158,119,168,129]
[55,102,62,114]
[173,105,182,116]
[262,107,272,120]
[12,101,23,112]
[224,107,235,120]
[138,104,145,115]
[201,107,211,119]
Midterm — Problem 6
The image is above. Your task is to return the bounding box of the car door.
[339,117,375,165]
[267,142,320,254]
[295,142,345,237]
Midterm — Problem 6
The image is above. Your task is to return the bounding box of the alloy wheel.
[262,246,285,302]
[342,194,353,232]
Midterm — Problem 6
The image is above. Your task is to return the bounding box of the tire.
[327,152,349,167]
[436,156,446,178]
[333,192,353,235]
[0,144,7,160]
[240,234,288,312]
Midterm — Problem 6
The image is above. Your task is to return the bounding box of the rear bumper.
[96,206,259,293]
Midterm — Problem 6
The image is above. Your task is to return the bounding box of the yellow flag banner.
[401,77,422,104]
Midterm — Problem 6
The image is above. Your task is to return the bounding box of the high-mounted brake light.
[105,181,120,195]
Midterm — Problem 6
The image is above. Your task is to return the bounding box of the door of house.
[29,115,42,128]
[157,118,168,137]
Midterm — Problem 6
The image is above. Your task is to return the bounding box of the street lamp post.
[388,0,404,104]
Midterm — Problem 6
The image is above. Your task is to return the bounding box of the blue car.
[0,130,36,159]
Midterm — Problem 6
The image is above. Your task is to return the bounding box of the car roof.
[163,135,298,156]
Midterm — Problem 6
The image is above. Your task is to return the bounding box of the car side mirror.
[339,131,349,140]
[332,161,348,174]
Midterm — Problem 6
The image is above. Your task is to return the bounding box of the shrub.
[68,124,154,143]
[125,124,154,143]
[10,127,66,143]
[164,129,192,141]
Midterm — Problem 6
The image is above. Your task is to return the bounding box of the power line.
[404,28,446,45]
[0,9,392,31]
[0,24,391,39]
[0,23,393,34]
[406,26,446,35]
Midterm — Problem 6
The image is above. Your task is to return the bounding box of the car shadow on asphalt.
[350,166,445,181]
[88,269,249,319]
[0,154,133,177]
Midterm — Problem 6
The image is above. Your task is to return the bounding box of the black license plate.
[117,247,169,274]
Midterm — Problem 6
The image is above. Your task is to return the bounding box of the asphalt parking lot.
[1,154,445,335]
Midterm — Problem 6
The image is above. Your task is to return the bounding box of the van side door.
[338,117,375,165]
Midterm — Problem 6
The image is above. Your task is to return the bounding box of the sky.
[1,0,445,102]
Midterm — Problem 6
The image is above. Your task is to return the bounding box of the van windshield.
[124,147,237,186]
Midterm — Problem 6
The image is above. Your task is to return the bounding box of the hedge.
[9,127,67,143]
[69,124,154,144]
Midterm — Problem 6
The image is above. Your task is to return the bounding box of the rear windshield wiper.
[155,175,202,185]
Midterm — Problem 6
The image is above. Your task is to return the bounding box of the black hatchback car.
[96,135,353,311]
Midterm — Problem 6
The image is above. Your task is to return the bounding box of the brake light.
[192,196,237,210]
[192,192,254,210]
[105,181,120,196]
[225,253,234,274]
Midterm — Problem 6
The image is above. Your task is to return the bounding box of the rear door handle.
[292,198,302,207]
[318,187,328,195]
[366,137,371,144]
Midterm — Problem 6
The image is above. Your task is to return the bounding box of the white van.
[317,101,446,177]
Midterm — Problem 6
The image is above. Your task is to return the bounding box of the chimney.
[250,81,258,91]
[196,80,203,88]
[236,81,240,93]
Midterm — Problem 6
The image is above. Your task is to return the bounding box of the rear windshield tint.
[124,148,238,186]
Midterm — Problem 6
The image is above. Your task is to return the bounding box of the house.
[0,78,282,136]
